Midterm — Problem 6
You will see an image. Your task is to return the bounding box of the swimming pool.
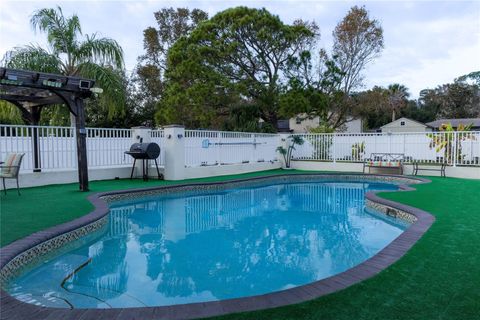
[5,179,409,309]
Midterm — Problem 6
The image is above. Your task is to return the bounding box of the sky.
[0,0,479,98]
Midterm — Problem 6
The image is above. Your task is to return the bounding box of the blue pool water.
[6,180,408,308]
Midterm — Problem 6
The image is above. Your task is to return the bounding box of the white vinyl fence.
[150,129,166,167]
[1,124,479,174]
[292,131,480,166]
[184,130,280,167]
[0,125,134,172]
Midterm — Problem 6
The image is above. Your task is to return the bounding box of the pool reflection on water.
[6,181,407,308]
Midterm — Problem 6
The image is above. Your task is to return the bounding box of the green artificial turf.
[1,170,479,319]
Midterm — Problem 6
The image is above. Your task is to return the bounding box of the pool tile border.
[0,173,435,320]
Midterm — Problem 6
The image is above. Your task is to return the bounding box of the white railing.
[184,130,280,167]
[150,129,166,167]
[292,131,480,166]
[0,125,133,172]
[86,127,133,168]
[1,123,478,174]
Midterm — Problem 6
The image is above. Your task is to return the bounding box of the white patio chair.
[1,153,25,195]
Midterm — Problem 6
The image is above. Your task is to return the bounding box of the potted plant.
[276,135,305,169]
[351,141,365,161]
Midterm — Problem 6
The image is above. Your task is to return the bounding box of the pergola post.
[73,98,89,191]
[32,126,41,172]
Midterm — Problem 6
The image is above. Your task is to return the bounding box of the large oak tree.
[158,7,315,130]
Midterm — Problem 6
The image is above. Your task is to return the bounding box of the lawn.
[1,170,479,319]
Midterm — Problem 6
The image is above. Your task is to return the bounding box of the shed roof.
[380,117,431,129]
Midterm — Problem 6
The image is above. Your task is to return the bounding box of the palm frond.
[76,34,124,69]
[67,13,82,36]
[2,45,62,73]
[31,7,65,51]
[31,7,63,34]
[276,146,287,155]
[30,6,80,56]
[291,135,305,145]
[0,101,24,124]
[77,62,126,118]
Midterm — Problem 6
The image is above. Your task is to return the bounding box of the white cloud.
[0,0,478,97]
[364,5,480,96]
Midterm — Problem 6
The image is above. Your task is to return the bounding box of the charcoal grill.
[125,142,161,180]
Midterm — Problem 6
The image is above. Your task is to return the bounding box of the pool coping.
[0,173,435,320]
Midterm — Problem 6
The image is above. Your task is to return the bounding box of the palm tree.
[276,135,305,168]
[387,83,409,122]
[2,6,125,125]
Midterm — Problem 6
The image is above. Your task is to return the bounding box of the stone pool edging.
[0,173,435,320]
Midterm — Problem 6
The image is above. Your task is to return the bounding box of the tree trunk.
[267,112,279,132]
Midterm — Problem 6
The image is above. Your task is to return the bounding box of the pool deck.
[0,169,479,320]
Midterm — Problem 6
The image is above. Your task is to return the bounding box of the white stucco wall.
[2,166,143,190]
[183,161,282,180]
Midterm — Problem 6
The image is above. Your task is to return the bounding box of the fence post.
[131,126,152,178]
[452,131,457,167]
[251,133,256,163]
[332,134,336,163]
[163,125,185,180]
[388,132,392,154]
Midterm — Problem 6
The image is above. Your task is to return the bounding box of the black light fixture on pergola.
[0,67,97,191]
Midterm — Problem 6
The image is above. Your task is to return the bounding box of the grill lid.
[125,142,160,159]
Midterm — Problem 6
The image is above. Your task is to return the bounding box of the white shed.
[380,117,432,133]
[289,114,364,133]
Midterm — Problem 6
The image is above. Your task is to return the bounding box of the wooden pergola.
[0,68,95,191]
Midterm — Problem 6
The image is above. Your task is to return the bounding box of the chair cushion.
[367,160,401,167]
[1,154,17,175]
[0,153,23,177]
[0,172,15,178]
